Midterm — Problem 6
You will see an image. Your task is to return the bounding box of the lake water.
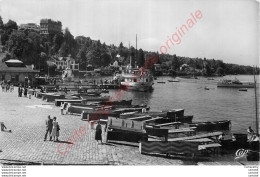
[107,75,259,134]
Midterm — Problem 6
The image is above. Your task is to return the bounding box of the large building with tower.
[40,19,62,35]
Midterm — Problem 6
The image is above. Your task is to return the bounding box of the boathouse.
[0,59,39,84]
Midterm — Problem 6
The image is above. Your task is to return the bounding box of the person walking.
[51,117,59,142]
[60,103,65,115]
[10,84,14,92]
[95,121,102,144]
[44,115,53,141]
[19,86,23,97]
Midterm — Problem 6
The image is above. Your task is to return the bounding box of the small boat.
[204,86,210,90]
[189,120,231,131]
[179,76,198,79]
[101,89,109,93]
[239,88,248,92]
[207,78,214,80]
[74,92,102,97]
[99,100,132,106]
[157,81,166,84]
[217,78,255,88]
[168,79,180,82]
[152,116,193,124]
[124,109,193,123]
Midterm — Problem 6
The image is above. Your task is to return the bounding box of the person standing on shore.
[60,103,65,115]
[247,126,254,141]
[18,86,21,97]
[1,82,4,92]
[18,85,23,97]
[10,84,14,92]
[51,117,59,142]
[24,87,27,97]
[44,115,53,141]
[95,121,102,144]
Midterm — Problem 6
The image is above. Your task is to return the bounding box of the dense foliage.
[0,16,258,76]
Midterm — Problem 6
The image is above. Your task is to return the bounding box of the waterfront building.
[18,23,40,32]
[154,64,163,76]
[40,19,62,35]
[0,59,39,83]
[55,55,79,71]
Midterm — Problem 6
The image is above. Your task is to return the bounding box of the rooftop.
[0,59,39,73]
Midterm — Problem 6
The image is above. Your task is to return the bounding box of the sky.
[0,0,259,66]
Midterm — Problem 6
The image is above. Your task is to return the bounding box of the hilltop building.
[40,19,62,35]
[18,23,40,32]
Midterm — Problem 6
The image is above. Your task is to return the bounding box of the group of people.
[18,85,28,97]
[1,82,14,92]
[44,116,60,142]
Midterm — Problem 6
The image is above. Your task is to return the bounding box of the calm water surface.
[107,75,259,134]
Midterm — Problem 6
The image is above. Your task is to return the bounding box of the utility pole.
[253,66,259,135]
[129,41,131,67]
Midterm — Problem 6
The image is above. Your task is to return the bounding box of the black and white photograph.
[0,0,259,176]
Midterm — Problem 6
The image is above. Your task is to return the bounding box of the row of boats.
[28,85,259,161]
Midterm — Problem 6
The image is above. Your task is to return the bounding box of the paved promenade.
[0,87,183,165]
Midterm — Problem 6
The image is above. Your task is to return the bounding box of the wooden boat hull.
[189,120,231,131]
[145,127,168,137]
[99,100,132,106]
[67,106,94,114]
[147,116,193,124]
[139,141,199,156]
[42,93,65,102]
[217,83,255,88]
[107,129,148,142]
[55,99,82,106]
[167,80,179,82]
[220,133,248,150]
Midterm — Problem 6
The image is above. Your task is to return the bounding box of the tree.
[101,52,111,67]
[92,47,102,67]
[215,67,224,76]
[76,48,87,70]
[172,54,180,70]
[7,30,26,58]
[119,42,124,49]
[4,20,18,34]
[59,28,77,57]
[137,49,145,67]
[0,16,3,29]
[52,32,64,54]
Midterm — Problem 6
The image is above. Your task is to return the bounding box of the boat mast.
[253,66,259,135]
[129,41,131,67]
[135,34,137,68]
